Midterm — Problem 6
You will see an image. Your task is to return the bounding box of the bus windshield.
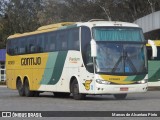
[96,42,147,75]
[93,27,145,42]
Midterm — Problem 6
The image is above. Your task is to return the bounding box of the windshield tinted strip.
[92,27,145,42]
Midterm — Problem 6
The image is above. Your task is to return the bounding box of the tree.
[37,0,68,25]
[94,0,116,21]
[4,0,43,33]
[64,0,104,21]
[0,0,8,48]
[1,0,160,49]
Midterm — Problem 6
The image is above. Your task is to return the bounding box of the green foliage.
[1,0,160,49]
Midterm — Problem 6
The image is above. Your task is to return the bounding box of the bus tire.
[24,78,34,97]
[71,79,86,100]
[16,79,25,96]
[114,94,127,100]
[34,91,40,97]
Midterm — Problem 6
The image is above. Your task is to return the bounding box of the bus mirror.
[90,39,97,57]
[86,62,94,67]
[148,40,157,58]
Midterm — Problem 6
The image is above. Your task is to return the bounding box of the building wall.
[0,62,5,82]
[134,11,160,33]
[0,49,6,82]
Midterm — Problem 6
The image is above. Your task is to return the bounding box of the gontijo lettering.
[21,57,41,66]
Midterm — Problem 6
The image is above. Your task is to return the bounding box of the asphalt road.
[0,86,160,120]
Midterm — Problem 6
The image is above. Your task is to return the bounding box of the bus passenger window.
[14,40,19,55]
[19,38,26,54]
[58,31,68,51]
[14,47,18,55]
[30,46,36,53]
[74,40,79,50]
[48,33,56,51]
[62,39,67,50]
[72,29,79,50]
[45,45,49,52]
[45,39,49,52]
[7,40,11,55]
[50,43,55,51]
[19,47,25,54]
[37,35,45,53]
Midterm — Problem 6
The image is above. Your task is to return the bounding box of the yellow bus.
[147,40,160,87]
[6,20,153,100]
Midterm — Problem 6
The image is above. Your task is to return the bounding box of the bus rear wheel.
[34,91,40,97]
[113,94,127,100]
[16,79,25,96]
[71,79,86,100]
[24,79,34,97]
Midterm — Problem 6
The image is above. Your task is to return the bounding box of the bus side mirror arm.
[148,40,157,58]
[90,39,97,75]
[90,39,97,57]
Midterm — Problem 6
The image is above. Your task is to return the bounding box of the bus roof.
[8,20,140,39]
[77,20,139,28]
[8,22,75,39]
[146,40,160,46]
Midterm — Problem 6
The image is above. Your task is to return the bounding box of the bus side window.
[45,39,49,52]
[14,39,19,55]
[81,26,92,72]
[58,31,68,51]
[50,42,55,51]
[62,39,67,50]
[72,29,79,50]
[7,40,13,55]
[68,28,79,51]
[19,38,26,54]
[37,40,41,53]
[31,37,38,53]
[37,34,45,53]
[48,32,56,51]
[6,41,9,54]
[25,37,29,53]
[27,36,37,53]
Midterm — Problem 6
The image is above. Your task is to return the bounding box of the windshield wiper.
[112,56,123,73]
[112,51,137,73]
[124,51,137,73]
[125,52,137,73]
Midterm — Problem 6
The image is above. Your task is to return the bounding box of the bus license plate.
[120,87,128,91]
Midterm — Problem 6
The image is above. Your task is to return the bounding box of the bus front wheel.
[16,79,25,96]
[71,79,86,100]
[113,94,127,100]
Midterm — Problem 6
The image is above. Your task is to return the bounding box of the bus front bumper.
[94,83,148,94]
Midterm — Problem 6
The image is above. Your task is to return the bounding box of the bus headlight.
[96,79,110,85]
[137,79,148,84]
